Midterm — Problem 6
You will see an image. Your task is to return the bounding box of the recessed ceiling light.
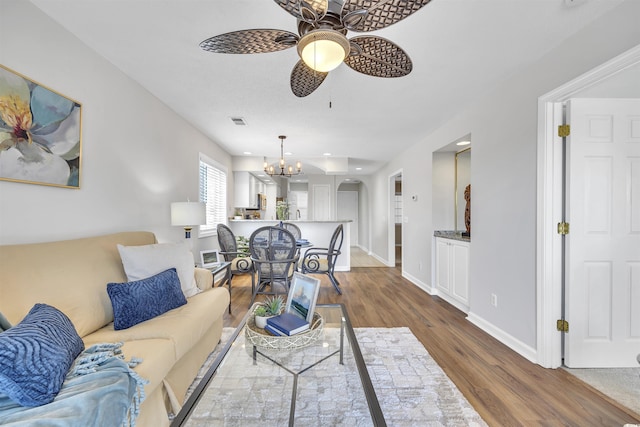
[355,167,362,171]
[284,151,293,156]
[457,140,471,146]
[243,151,252,155]
[323,152,331,156]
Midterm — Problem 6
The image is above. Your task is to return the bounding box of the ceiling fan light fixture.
[297,29,350,72]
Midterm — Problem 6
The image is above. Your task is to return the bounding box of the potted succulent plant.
[254,295,284,328]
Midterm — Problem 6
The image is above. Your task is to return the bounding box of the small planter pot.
[254,315,274,329]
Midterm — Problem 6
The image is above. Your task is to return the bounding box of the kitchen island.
[229,220,351,271]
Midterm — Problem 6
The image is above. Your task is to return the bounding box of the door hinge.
[557,319,569,333]
[558,124,571,138]
[557,222,570,235]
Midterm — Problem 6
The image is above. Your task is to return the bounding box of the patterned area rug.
[185,327,487,426]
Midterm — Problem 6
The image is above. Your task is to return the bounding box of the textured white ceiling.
[30,0,624,175]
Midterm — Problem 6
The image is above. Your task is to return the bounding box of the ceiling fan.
[200,0,431,97]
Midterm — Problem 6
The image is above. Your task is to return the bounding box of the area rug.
[184,327,487,426]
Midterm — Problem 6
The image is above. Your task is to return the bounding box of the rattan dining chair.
[249,226,298,307]
[281,222,302,241]
[300,223,344,294]
[216,223,254,311]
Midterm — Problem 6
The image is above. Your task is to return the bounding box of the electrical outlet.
[491,294,498,307]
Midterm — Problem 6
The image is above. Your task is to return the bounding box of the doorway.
[536,45,640,369]
[337,187,359,246]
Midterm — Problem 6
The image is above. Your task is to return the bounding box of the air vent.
[230,117,247,126]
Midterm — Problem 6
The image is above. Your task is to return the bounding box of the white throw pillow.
[117,242,200,298]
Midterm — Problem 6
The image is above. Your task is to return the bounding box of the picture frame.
[0,64,82,188]
[199,250,219,268]
[285,272,321,323]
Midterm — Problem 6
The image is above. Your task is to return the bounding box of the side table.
[205,262,232,313]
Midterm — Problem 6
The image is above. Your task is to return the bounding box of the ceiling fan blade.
[290,60,328,97]
[200,29,299,54]
[344,36,412,77]
[342,0,431,32]
[273,0,328,21]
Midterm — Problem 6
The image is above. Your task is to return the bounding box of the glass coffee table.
[171,304,386,426]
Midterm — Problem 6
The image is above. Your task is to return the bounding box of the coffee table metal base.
[251,320,345,427]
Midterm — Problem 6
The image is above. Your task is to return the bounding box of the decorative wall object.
[0,64,82,188]
[464,184,471,235]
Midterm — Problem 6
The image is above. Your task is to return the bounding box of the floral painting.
[0,64,81,188]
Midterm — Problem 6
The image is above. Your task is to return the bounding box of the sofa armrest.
[194,267,213,291]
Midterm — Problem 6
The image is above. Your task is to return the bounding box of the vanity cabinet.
[435,237,470,312]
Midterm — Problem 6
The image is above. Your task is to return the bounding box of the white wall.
[432,152,455,231]
[0,0,231,258]
[369,1,640,354]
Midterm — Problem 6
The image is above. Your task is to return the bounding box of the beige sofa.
[0,231,230,426]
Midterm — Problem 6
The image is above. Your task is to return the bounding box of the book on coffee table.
[264,323,286,336]
[267,312,309,336]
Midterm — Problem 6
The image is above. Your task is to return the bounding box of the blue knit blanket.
[0,343,148,427]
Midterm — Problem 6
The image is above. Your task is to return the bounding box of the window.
[199,153,227,237]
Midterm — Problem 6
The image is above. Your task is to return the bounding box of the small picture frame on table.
[285,272,320,323]
[199,250,219,268]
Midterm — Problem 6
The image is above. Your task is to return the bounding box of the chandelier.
[263,135,302,177]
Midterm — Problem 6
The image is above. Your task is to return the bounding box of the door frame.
[536,44,640,368]
[387,169,403,267]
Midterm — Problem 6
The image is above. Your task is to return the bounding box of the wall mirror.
[455,147,471,234]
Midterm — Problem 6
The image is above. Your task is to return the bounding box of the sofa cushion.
[107,268,187,330]
[117,338,177,401]
[0,232,157,338]
[0,304,84,407]
[118,242,199,298]
[85,287,229,361]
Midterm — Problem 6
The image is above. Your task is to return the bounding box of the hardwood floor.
[221,266,640,426]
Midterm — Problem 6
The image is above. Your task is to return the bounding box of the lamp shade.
[171,202,206,226]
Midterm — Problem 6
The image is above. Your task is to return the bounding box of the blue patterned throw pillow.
[107,267,187,330]
[0,303,84,407]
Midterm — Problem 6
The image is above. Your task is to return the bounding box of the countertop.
[434,230,471,242]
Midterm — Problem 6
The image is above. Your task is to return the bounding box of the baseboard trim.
[467,311,538,364]
[402,271,435,295]
[401,271,539,364]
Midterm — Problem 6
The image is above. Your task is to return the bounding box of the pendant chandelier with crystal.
[263,135,302,177]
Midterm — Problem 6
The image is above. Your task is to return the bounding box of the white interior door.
[312,184,330,221]
[337,191,358,246]
[565,98,640,367]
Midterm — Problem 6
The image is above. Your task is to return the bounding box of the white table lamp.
[171,202,206,239]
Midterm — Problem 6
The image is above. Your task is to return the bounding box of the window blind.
[199,154,227,237]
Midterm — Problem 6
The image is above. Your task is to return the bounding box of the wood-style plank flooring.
[221,266,640,427]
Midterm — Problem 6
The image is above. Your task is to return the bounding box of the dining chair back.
[249,226,298,306]
[281,222,302,241]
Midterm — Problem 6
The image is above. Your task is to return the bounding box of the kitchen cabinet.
[234,172,261,209]
[434,237,469,312]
